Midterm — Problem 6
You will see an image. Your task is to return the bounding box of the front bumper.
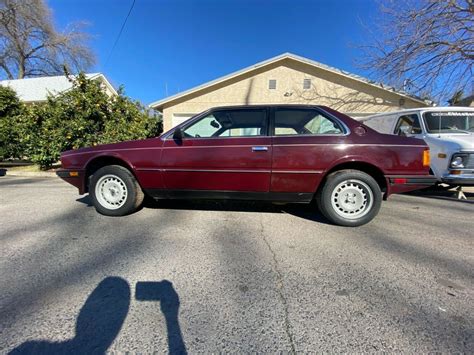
[56,169,86,194]
[441,172,474,186]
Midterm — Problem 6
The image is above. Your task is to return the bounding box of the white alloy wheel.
[94,174,128,210]
[330,179,374,220]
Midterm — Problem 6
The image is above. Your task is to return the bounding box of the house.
[453,94,474,107]
[0,73,117,103]
[149,53,430,132]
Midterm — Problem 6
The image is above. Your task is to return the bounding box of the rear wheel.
[317,170,382,227]
[90,165,144,216]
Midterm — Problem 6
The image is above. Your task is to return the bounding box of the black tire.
[316,169,382,227]
[89,165,144,216]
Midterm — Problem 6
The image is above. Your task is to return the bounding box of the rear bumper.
[388,175,438,185]
[385,174,437,199]
[56,169,86,194]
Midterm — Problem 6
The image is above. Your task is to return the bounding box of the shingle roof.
[149,52,430,109]
[0,73,116,102]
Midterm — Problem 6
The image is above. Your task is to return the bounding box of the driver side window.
[183,114,221,138]
[394,114,422,136]
[182,109,267,138]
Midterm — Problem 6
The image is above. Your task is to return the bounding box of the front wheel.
[90,165,144,216]
[317,170,382,227]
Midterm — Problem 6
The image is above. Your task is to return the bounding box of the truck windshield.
[423,111,474,134]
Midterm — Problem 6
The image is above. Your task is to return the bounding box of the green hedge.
[0,73,162,169]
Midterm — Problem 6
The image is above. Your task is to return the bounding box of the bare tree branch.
[0,0,95,79]
[359,0,474,103]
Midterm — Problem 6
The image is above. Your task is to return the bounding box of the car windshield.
[423,111,474,134]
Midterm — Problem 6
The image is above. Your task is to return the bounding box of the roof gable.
[149,53,428,109]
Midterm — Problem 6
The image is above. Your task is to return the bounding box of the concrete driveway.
[1,176,473,353]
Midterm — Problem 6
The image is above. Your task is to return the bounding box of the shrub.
[0,86,37,160]
[29,73,161,169]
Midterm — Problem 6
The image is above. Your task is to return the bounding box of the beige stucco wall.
[160,59,426,131]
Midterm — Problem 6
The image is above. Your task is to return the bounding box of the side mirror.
[173,127,183,140]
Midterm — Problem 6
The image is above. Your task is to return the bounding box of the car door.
[270,107,347,193]
[160,107,272,193]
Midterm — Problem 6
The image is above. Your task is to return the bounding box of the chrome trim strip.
[166,143,427,149]
[162,144,257,149]
[273,144,427,148]
[135,168,163,172]
[62,147,162,156]
[137,168,324,174]
[272,170,323,174]
[164,135,269,141]
[163,168,271,173]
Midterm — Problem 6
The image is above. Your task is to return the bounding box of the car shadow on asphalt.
[76,195,93,206]
[0,177,51,186]
[406,187,474,204]
[144,198,332,225]
[9,278,187,355]
[76,195,333,225]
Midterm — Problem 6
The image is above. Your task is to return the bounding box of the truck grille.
[465,153,474,169]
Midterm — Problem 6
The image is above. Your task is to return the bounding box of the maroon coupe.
[57,105,435,226]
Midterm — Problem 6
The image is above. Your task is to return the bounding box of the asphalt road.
[1,176,473,353]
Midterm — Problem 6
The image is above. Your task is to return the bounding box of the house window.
[269,79,277,90]
[303,79,311,90]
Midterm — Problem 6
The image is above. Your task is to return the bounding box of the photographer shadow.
[136,280,187,354]
[9,277,130,354]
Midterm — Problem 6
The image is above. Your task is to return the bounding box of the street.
[1,176,473,353]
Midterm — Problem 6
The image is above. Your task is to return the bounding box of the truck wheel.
[317,169,382,227]
[90,165,144,216]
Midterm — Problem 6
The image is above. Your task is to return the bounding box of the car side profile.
[57,105,435,226]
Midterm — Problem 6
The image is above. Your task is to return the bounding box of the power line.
[104,0,136,68]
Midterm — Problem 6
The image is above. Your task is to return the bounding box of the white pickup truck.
[362,107,474,187]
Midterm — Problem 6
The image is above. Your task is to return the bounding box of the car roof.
[207,104,324,110]
[366,106,474,119]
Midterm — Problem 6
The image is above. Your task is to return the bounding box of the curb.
[1,171,58,178]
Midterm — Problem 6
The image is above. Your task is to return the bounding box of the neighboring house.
[453,95,474,107]
[0,73,117,103]
[149,53,430,131]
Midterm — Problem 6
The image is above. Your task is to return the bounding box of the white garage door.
[172,113,195,128]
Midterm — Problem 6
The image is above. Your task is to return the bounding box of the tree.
[0,0,95,79]
[30,74,161,169]
[360,0,474,103]
[0,85,36,159]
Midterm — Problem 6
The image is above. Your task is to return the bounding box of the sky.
[49,0,379,105]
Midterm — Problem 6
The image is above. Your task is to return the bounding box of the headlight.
[450,154,467,168]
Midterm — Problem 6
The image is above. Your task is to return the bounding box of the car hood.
[424,133,474,151]
[61,137,161,156]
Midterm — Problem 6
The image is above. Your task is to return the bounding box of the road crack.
[259,218,296,354]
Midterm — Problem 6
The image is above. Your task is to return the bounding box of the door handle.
[252,146,268,152]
